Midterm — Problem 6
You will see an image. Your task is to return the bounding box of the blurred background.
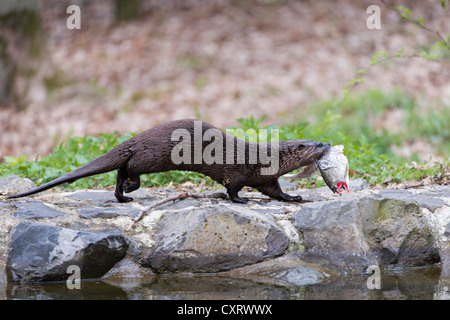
[1,0,449,163]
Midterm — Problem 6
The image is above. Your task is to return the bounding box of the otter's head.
[282,140,330,169]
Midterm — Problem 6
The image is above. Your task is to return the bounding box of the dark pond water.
[1,266,449,300]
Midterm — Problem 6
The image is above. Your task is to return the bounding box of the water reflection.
[5,280,127,300]
[305,266,443,300]
[2,266,449,300]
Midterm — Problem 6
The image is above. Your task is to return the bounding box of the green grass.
[307,89,450,160]
[0,89,448,190]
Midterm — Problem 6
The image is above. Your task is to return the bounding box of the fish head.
[315,145,350,194]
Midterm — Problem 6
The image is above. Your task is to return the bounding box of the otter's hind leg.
[114,167,134,203]
[257,180,302,202]
[227,183,249,204]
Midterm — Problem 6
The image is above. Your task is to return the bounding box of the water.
[1,266,449,300]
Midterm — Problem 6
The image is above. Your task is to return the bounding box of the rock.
[157,198,203,210]
[78,206,141,219]
[250,203,289,215]
[145,204,289,273]
[65,189,154,204]
[294,195,442,273]
[0,175,36,196]
[375,189,445,212]
[103,258,154,280]
[395,227,441,267]
[14,202,65,219]
[441,248,450,276]
[445,223,450,238]
[65,190,117,202]
[1,173,449,282]
[271,266,326,286]
[295,199,377,273]
[367,197,441,267]
[7,222,129,283]
[278,178,299,191]
[349,178,369,191]
[290,189,327,202]
[222,254,330,288]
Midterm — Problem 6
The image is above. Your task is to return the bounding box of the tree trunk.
[0,0,51,110]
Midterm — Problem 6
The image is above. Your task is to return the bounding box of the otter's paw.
[230,196,249,204]
[279,193,303,202]
[118,196,134,203]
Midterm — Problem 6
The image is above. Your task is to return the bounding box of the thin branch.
[380,0,450,49]
[350,52,450,93]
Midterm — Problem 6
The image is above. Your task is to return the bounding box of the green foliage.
[1,132,128,189]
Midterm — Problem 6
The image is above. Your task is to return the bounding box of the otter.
[7,119,330,203]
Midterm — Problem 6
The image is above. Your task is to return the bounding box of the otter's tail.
[7,147,131,200]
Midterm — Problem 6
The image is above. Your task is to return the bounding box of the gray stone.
[7,222,128,283]
[349,178,369,191]
[145,204,289,273]
[251,205,288,215]
[376,189,445,212]
[0,175,36,196]
[272,266,326,286]
[278,178,299,191]
[294,195,442,273]
[396,228,441,267]
[416,185,450,199]
[445,223,450,238]
[14,202,65,219]
[295,200,376,273]
[367,197,441,268]
[157,198,203,210]
[65,191,117,202]
[66,189,153,203]
[78,206,141,219]
[292,189,327,202]
[103,258,154,280]
[1,172,450,280]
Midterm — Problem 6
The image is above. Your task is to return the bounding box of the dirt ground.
[1,0,449,159]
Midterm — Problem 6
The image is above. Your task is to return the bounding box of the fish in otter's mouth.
[284,145,350,194]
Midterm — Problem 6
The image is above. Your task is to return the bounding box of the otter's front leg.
[257,180,303,202]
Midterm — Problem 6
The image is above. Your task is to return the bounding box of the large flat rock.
[144,204,289,273]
